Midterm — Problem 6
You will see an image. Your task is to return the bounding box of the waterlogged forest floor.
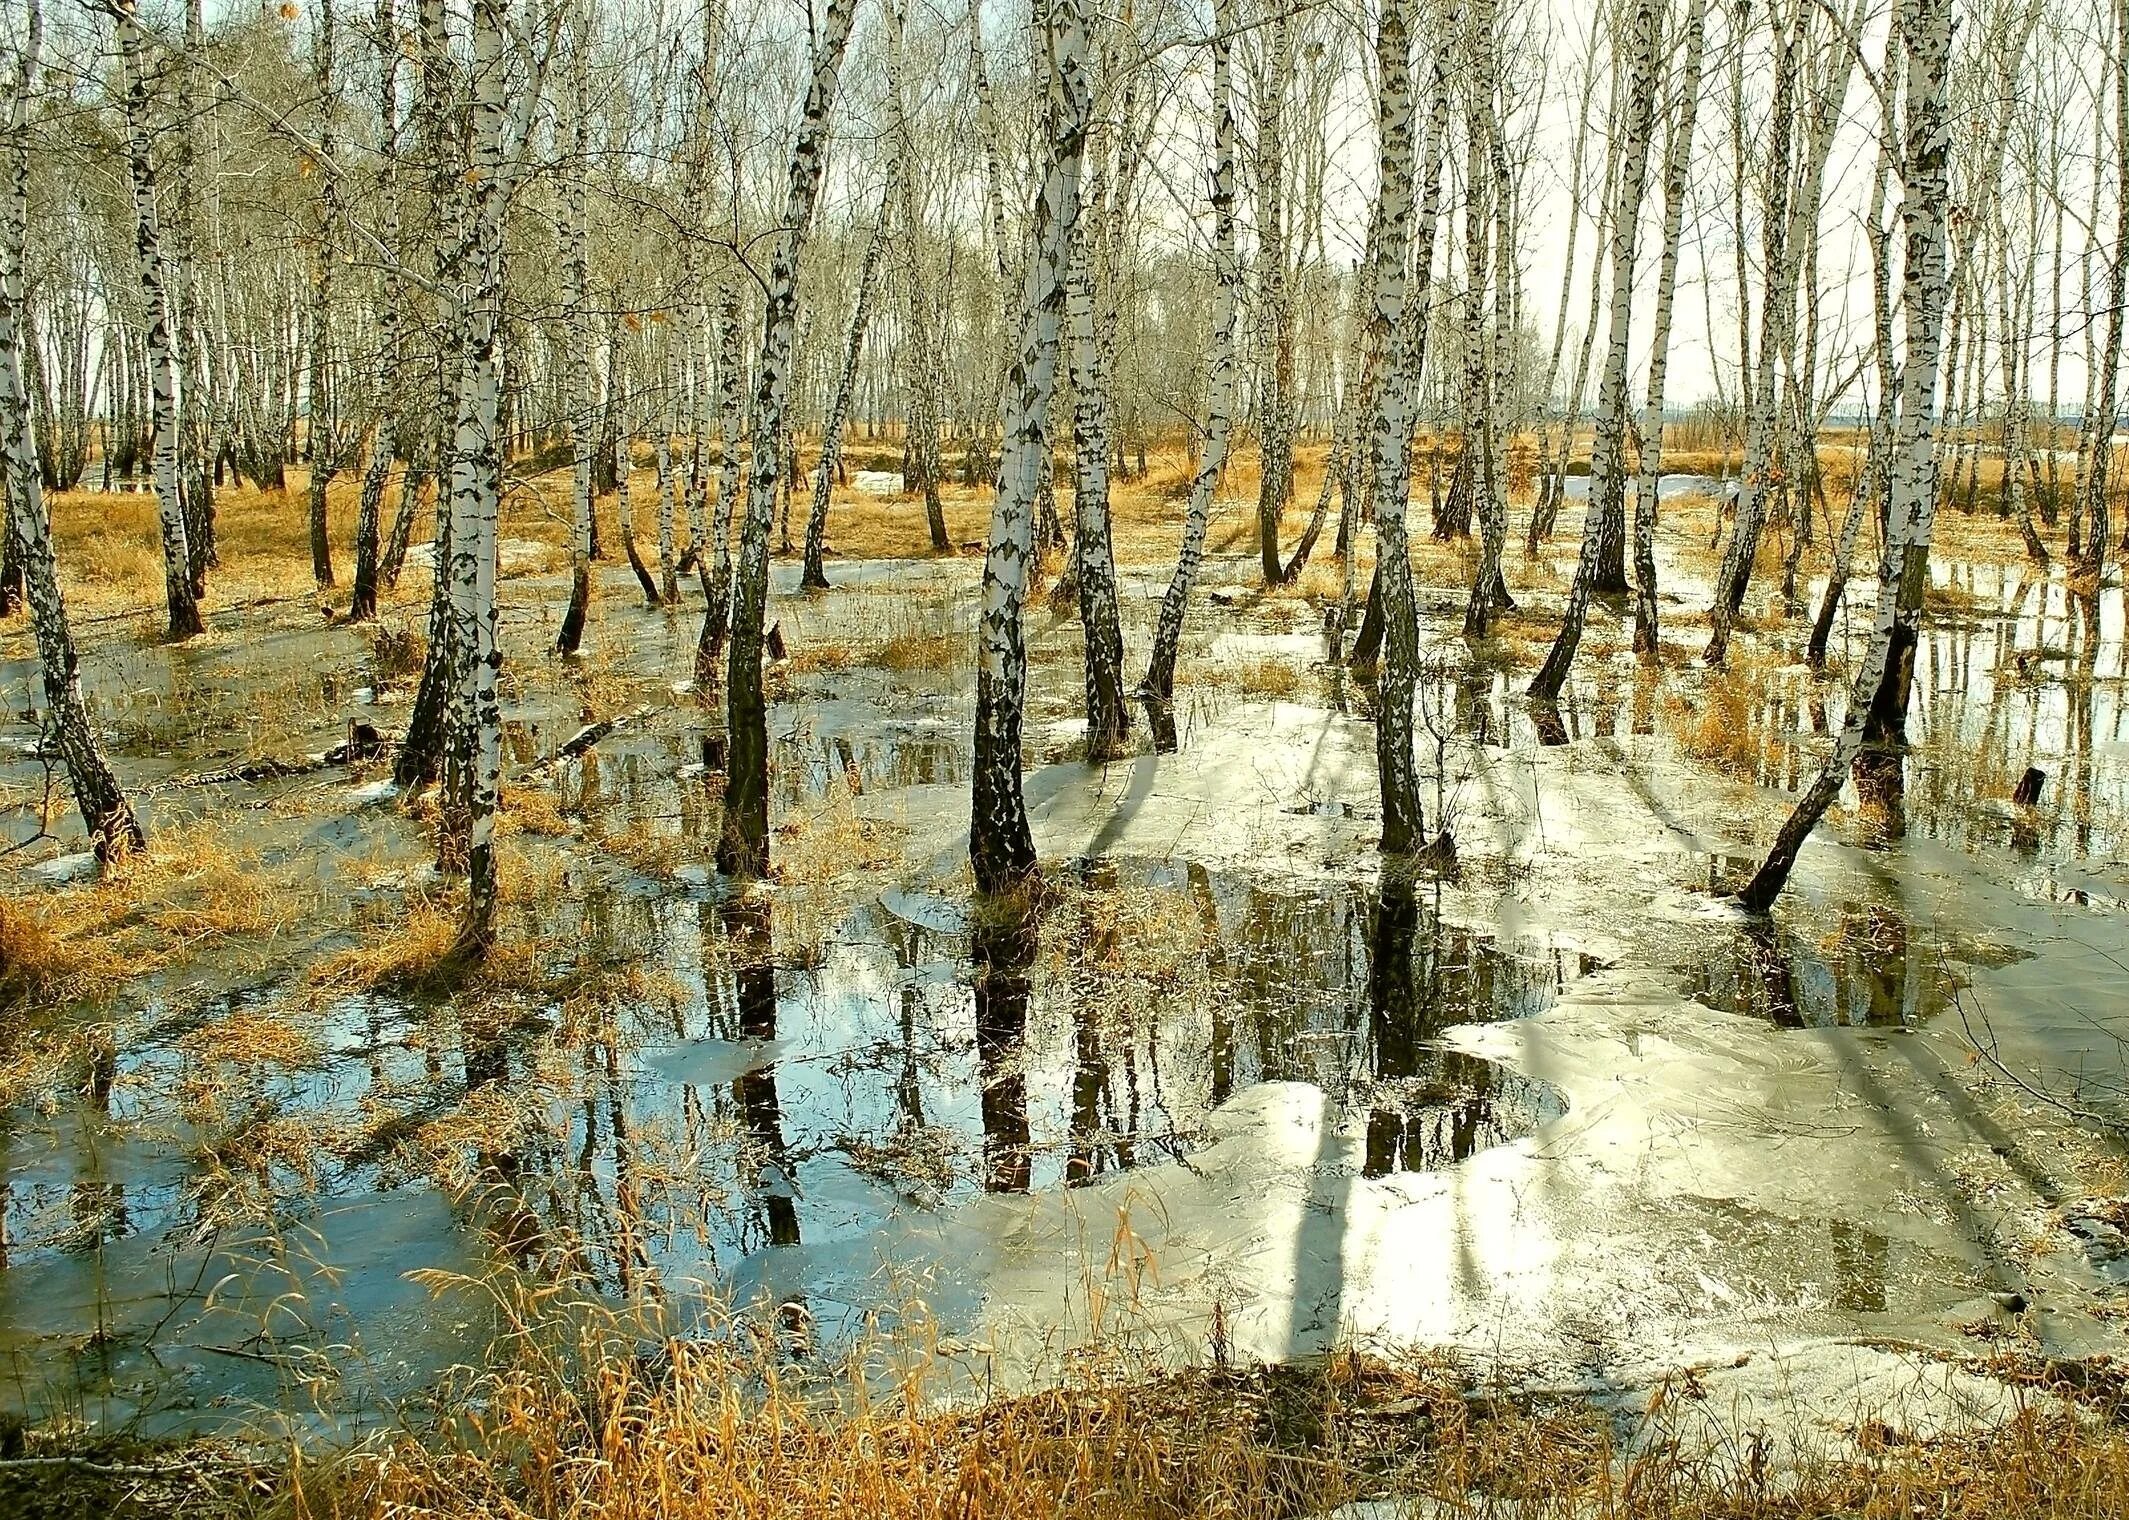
[4,459,2129,1514]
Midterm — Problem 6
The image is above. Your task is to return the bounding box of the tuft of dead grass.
[109,1307,2129,1520]
[1668,657,1791,784]
[0,824,320,1013]
[1226,656,1303,698]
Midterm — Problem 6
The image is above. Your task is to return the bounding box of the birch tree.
[1368,0,1428,854]
[1066,208,1129,758]
[306,0,339,592]
[444,0,544,952]
[1142,0,1241,704]
[115,0,203,640]
[970,0,1094,894]
[1529,0,1661,703]
[1739,0,1954,912]
[718,0,858,878]
[801,167,896,592]
[1629,0,1707,657]
[557,4,594,656]
[1252,2,1297,585]
[2,0,142,861]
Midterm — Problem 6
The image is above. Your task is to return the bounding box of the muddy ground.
[1,492,2125,1469]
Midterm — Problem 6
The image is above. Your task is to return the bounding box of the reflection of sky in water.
[0,855,1587,1428]
[1,557,2125,1431]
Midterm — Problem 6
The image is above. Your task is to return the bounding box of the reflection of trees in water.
[726,894,799,1250]
[972,906,1036,1195]
[1690,907,1926,1028]
[1363,873,1514,1178]
[1063,862,1141,1186]
[1830,1219,1889,1313]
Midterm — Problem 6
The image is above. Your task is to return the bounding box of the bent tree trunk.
[971,0,1094,895]
[802,166,895,591]
[719,0,857,877]
[1,1,142,860]
[1141,0,1241,704]
[117,0,203,640]
[1739,0,1952,913]
[1530,0,1661,703]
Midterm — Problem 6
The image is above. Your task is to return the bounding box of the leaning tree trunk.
[802,166,895,591]
[719,0,858,878]
[1630,0,1707,658]
[1141,0,1240,705]
[969,0,1094,895]
[2,0,143,860]
[1529,0,1661,703]
[1738,0,1952,912]
[116,0,203,640]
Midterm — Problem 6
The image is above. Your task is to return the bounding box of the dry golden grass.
[1040,876,1214,991]
[91,1309,2111,1520]
[1668,655,1792,784]
[876,629,965,673]
[27,432,2057,660]
[308,887,475,997]
[176,1003,323,1070]
[771,781,907,962]
[21,1344,2129,1520]
[1226,655,1303,698]
[0,822,319,1013]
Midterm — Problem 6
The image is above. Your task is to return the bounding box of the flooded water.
[3,544,2128,1436]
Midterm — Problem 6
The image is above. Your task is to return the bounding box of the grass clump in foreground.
[10,1330,2129,1520]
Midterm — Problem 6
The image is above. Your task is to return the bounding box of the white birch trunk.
[718,0,857,877]
[1629,0,1707,657]
[969,0,1094,893]
[3,0,143,860]
[1740,0,1953,911]
[1367,0,1425,852]
[558,9,594,655]
[1529,0,1662,701]
[1140,0,1241,704]
[116,0,203,640]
